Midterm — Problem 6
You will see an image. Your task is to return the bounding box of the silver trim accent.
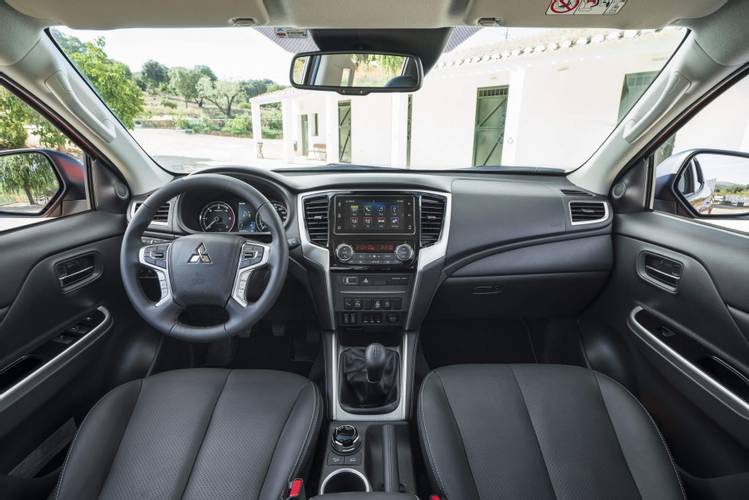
[330,332,409,421]
[627,307,749,420]
[568,200,610,226]
[406,192,452,330]
[298,191,335,327]
[231,241,271,307]
[129,200,172,226]
[138,244,173,307]
[319,468,372,495]
[0,307,112,412]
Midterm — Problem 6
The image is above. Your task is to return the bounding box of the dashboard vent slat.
[420,195,446,247]
[134,201,171,224]
[303,195,329,247]
[569,201,608,224]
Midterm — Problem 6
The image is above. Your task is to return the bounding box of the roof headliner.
[5,0,727,30]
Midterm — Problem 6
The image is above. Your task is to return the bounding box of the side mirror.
[0,149,86,217]
[669,150,749,217]
[290,51,423,95]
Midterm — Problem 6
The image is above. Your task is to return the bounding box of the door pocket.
[628,306,749,418]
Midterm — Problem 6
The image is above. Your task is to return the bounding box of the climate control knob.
[395,243,414,263]
[335,243,354,263]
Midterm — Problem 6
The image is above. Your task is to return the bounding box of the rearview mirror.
[290,51,422,95]
[673,150,749,217]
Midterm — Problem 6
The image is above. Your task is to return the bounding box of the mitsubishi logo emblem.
[188,243,212,264]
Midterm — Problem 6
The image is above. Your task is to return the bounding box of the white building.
[249,28,691,169]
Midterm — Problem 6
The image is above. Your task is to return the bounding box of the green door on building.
[300,115,309,156]
[472,86,509,167]
[618,71,658,121]
[338,101,352,163]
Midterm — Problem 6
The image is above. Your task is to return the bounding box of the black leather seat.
[418,364,685,500]
[55,369,322,500]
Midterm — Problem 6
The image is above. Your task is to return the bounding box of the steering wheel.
[120,174,289,342]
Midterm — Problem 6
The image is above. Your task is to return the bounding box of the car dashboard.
[128,166,613,339]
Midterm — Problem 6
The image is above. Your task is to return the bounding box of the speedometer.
[255,201,288,231]
[199,201,236,232]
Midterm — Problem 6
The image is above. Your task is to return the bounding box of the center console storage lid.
[311,494,419,500]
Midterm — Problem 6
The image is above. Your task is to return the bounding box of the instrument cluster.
[178,185,289,234]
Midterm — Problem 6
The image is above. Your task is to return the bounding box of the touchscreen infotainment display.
[334,195,415,234]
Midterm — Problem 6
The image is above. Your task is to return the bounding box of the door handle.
[637,252,683,293]
[54,253,100,291]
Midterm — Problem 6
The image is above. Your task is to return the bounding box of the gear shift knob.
[365,343,387,383]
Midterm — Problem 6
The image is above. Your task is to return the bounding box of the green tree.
[0,153,58,206]
[195,65,217,83]
[0,87,29,148]
[66,37,144,128]
[50,29,86,55]
[1,85,70,151]
[170,67,203,107]
[197,77,242,118]
[141,60,170,92]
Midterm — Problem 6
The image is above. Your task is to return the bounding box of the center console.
[330,194,418,328]
[297,189,450,497]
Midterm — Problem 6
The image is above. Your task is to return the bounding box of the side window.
[0,85,88,231]
[654,75,749,233]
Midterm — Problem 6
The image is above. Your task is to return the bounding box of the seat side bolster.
[55,379,143,500]
[417,370,481,499]
[259,380,323,499]
[596,373,686,500]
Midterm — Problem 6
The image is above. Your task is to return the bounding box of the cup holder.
[319,468,371,494]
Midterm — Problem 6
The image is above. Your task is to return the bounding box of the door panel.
[0,210,128,472]
[582,210,749,490]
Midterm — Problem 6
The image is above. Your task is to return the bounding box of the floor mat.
[419,318,536,369]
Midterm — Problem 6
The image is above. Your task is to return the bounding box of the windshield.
[51,26,685,173]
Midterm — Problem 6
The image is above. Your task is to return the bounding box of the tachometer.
[255,200,288,231]
[199,201,236,232]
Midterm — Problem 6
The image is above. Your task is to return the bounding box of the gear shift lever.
[365,343,387,383]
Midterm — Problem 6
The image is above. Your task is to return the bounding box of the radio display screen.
[335,195,415,234]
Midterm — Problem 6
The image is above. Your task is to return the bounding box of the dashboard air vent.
[569,201,608,225]
[303,195,329,247]
[133,201,171,224]
[420,195,446,247]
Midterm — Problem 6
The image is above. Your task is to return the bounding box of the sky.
[58,27,295,84]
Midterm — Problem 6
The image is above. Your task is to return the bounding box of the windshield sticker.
[547,0,627,15]
[274,28,308,39]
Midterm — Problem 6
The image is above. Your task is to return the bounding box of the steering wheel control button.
[332,424,360,454]
[143,244,169,268]
[239,244,265,268]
